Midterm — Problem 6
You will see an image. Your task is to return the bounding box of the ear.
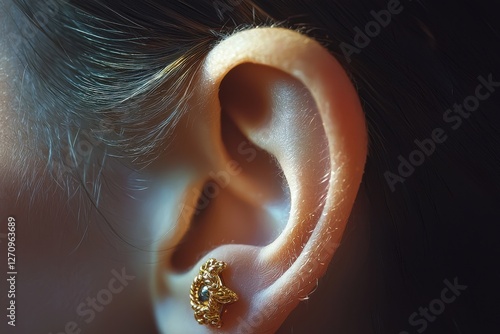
[152,27,367,334]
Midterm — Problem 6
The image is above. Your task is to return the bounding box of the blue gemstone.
[198,286,210,303]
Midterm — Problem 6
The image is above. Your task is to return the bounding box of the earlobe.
[153,27,367,333]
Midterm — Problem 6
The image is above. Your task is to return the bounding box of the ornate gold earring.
[190,258,238,328]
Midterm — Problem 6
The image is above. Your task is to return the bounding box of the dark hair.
[7,0,500,332]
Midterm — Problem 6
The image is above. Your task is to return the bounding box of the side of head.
[1,0,499,333]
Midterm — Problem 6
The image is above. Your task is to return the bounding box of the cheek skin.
[0,30,157,332]
[2,172,158,332]
[0,29,156,334]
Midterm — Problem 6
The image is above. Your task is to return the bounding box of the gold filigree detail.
[190,258,238,328]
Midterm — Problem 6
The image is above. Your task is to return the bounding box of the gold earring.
[190,258,239,328]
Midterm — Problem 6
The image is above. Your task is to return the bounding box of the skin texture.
[0,23,367,334]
